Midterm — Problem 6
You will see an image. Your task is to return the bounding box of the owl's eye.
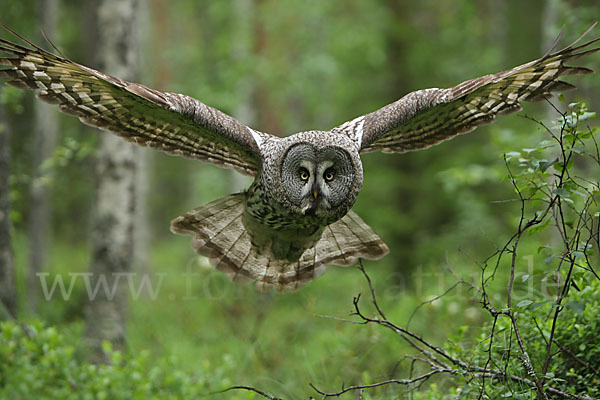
[299,168,310,182]
[323,168,335,182]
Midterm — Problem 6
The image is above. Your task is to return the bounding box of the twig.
[406,281,460,329]
[222,385,285,400]
[310,370,447,399]
[356,259,386,320]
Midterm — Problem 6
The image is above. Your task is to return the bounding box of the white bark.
[134,5,150,274]
[27,0,60,313]
[84,0,140,363]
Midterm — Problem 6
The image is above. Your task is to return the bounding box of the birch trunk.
[27,0,59,314]
[84,0,140,363]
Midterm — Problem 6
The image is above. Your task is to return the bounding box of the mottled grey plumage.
[1,24,598,291]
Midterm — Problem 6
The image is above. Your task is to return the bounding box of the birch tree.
[27,0,59,314]
[83,0,140,363]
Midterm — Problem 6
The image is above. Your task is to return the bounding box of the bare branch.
[222,385,285,400]
[310,370,447,399]
[356,259,387,320]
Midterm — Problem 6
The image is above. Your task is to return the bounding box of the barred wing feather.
[0,26,265,176]
[332,24,600,154]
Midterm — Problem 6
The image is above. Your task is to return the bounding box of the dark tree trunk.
[0,100,17,319]
[27,0,60,314]
[230,0,256,192]
[383,0,420,272]
[83,0,140,363]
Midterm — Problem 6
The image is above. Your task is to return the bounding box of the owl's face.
[280,142,359,220]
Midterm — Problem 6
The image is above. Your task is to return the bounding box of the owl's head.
[277,137,362,221]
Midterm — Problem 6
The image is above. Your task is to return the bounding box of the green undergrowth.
[0,321,246,400]
[9,232,489,399]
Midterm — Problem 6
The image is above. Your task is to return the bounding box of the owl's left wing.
[0,27,267,176]
[332,25,599,154]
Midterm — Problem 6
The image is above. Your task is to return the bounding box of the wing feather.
[331,24,599,154]
[0,26,267,176]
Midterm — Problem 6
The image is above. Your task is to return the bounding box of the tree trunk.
[383,0,420,272]
[84,0,140,363]
[230,0,256,192]
[27,0,60,314]
[250,0,284,137]
[0,99,17,319]
[132,4,152,275]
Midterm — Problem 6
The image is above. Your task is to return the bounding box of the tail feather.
[171,194,389,292]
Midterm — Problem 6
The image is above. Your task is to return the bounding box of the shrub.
[0,321,253,400]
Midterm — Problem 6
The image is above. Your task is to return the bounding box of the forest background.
[1,0,599,399]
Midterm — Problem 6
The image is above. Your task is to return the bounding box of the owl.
[1,25,598,291]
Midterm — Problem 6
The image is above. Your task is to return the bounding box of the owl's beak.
[301,187,320,215]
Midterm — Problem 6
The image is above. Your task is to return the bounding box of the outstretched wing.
[0,27,268,176]
[332,24,600,154]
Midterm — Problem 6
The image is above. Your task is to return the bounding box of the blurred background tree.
[82,0,143,364]
[0,0,599,398]
[26,0,59,314]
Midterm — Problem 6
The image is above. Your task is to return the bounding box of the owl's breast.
[243,180,338,261]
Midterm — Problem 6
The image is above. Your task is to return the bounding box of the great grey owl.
[1,25,598,291]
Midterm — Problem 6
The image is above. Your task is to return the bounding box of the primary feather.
[332,24,600,154]
[0,26,266,175]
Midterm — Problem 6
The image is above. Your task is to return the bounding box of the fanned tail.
[170,195,389,292]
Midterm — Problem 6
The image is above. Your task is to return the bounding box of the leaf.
[545,254,557,264]
[573,251,585,259]
[565,301,586,316]
[579,130,593,139]
[524,186,539,198]
[517,300,533,308]
[505,151,521,161]
[539,139,555,148]
[529,218,550,235]
[539,158,559,172]
[580,111,596,121]
[522,148,539,154]
[530,300,551,311]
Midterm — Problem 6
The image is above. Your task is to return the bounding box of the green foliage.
[0,321,255,400]
[459,277,600,399]
[413,102,600,399]
[552,285,600,394]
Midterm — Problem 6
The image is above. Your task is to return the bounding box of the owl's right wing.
[331,25,599,155]
[0,27,268,176]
